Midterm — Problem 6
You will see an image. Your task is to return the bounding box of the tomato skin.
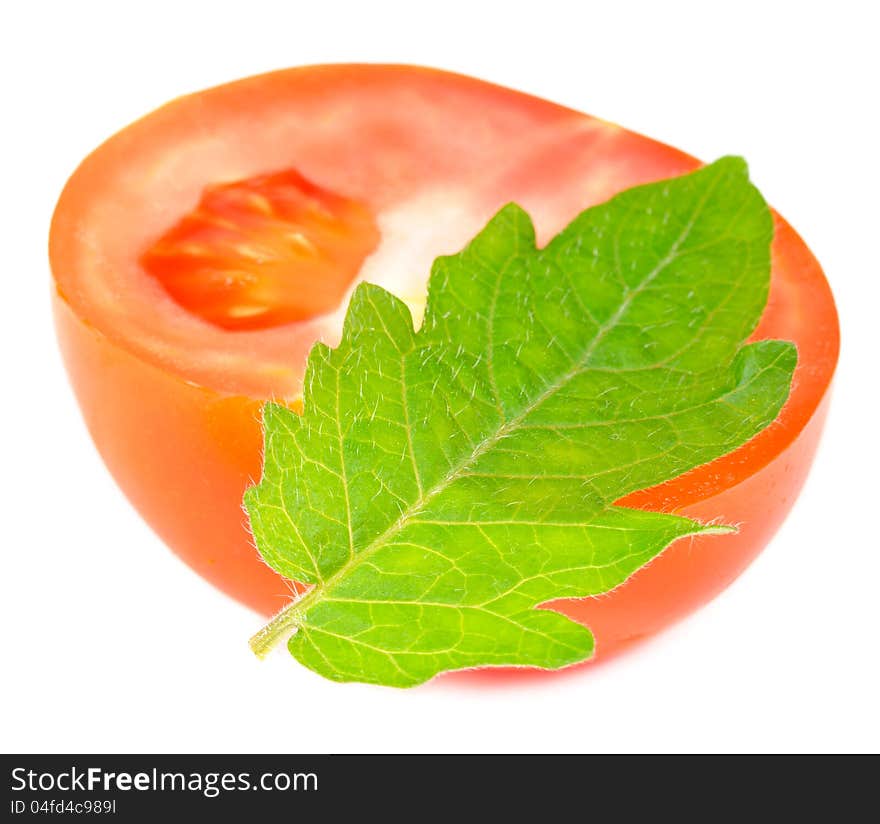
[50,65,839,670]
[53,294,278,604]
[554,393,832,654]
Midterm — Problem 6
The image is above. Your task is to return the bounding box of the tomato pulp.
[50,65,839,666]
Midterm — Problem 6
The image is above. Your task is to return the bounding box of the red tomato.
[50,65,838,670]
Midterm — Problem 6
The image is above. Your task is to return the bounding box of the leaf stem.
[249,602,304,659]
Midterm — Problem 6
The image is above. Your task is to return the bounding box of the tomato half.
[50,65,839,668]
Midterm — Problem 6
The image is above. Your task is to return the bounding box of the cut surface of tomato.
[50,65,839,670]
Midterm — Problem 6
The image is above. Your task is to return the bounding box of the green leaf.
[245,157,796,687]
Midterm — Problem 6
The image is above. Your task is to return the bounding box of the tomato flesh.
[142,168,379,331]
[50,65,839,672]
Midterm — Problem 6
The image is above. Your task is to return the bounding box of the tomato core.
[141,168,380,331]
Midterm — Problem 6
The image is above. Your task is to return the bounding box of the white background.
[3,0,877,753]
